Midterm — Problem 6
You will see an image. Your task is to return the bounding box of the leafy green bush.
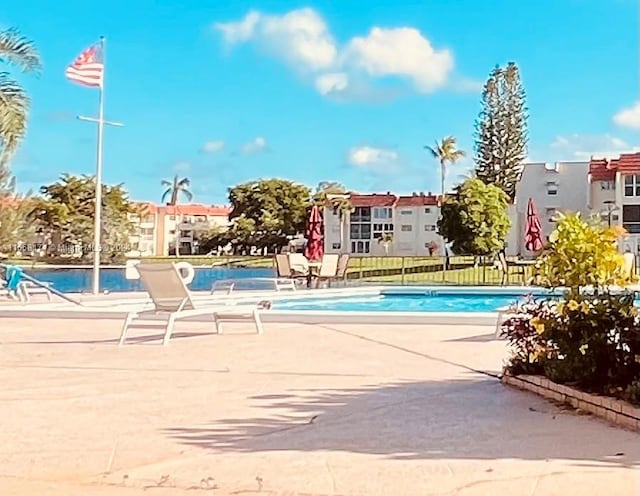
[501,213,640,405]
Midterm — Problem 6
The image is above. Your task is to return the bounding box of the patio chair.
[314,254,340,287]
[275,254,307,283]
[335,253,350,286]
[119,262,265,346]
[288,253,310,277]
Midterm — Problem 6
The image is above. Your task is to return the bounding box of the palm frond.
[182,189,193,202]
[161,188,171,203]
[177,177,190,187]
[424,145,438,159]
[0,28,42,73]
[0,72,29,164]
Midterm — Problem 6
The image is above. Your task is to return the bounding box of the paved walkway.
[1,318,638,495]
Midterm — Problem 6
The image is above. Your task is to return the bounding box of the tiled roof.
[396,194,440,207]
[131,201,159,214]
[347,192,441,207]
[348,193,397,207]
[161,203,231,216]
[589,152,640,180]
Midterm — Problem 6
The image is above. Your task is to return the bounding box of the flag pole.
[91,36,106,296]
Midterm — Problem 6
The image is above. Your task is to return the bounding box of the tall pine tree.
[473,62,528,201]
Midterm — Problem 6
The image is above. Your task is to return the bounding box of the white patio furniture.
[119,262,266,346]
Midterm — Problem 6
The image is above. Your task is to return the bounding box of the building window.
[350,206,371,253]
[600,181,615,190]
[424,207,432,214]
[547,182,558,195]
[373,223,394,239]
[400,225,412,232]
[623,205,640,233]
[400,209,412,215]
[372,207,392,219]
[350,223,371,240]
[332,242,341,250]
[624,175,640,197]
[351,240,370,254]
[424,225,436,231]
[351,207,371,222]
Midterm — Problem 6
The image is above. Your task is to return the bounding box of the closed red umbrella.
[524,198,544,252]
[304,205,324,261]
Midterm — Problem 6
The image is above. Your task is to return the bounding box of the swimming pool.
[271,290,555,313]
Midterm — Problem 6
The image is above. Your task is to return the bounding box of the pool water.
[24,267,276,293]
[272,293,535,313]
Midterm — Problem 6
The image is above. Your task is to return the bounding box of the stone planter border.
[502,373,640,432]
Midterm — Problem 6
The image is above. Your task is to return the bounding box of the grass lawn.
[361,265,535,286]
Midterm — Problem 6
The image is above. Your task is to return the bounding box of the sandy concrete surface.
[1,317,638,496]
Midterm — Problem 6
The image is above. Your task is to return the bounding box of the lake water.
[24,266,276,293]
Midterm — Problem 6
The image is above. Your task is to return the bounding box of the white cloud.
[215,8,458,98]
[549,133,639,160]
[613,101,640,130]
[314,72,349,95]
[451,77,484,93]
[343,27,453,93]
[202,140,225,153]
[174,161,191,172]
[215,10,261,44]
[241,136,268,155]
[215,8,337,71]
[347,146,399,167]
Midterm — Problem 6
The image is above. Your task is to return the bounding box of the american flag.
[65,41,104,88]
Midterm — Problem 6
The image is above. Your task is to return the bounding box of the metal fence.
[143,254,535,286]
[5,255,536,286]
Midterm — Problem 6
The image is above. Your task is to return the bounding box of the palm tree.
[425,136,465,202]
[377,232,393,255]
[314,182,352,253]
[0,28,42,166]
[425,136,465,272]
[161,175,192,256]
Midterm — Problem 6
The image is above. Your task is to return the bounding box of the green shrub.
[501,213,640,405]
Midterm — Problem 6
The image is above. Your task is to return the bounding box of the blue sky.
[2,0,639,204]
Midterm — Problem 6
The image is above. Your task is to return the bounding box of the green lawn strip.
[361,265,535,285]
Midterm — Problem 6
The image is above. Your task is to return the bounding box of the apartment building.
[322,152,640,257]
[588,152,640,253]
[128,203,231,256]
[323,192,444,256]
[508,160,590,255]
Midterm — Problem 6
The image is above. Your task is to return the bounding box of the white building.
[588,152,640,253]
[127,203,231,256]
[508,160,590,256]
[323,192,444,256]
[322,152,640,258]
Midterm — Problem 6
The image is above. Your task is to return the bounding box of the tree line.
[0,25,528,260]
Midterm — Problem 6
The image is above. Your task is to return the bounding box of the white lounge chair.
[119,262,265,346]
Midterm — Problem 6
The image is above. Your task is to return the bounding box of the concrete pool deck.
[1,318,638,496]
[0,286,538,325]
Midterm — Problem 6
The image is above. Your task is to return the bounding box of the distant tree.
[313,181,352,253]
[0,28,42,165]
[32,174,134,262]
[438,178,511,256]
[161,174,192,256]
[473,62,529,201]
[425,136,465,199]
[0,29,41,254]
[0,176,37,255]
[228,178,311,252]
